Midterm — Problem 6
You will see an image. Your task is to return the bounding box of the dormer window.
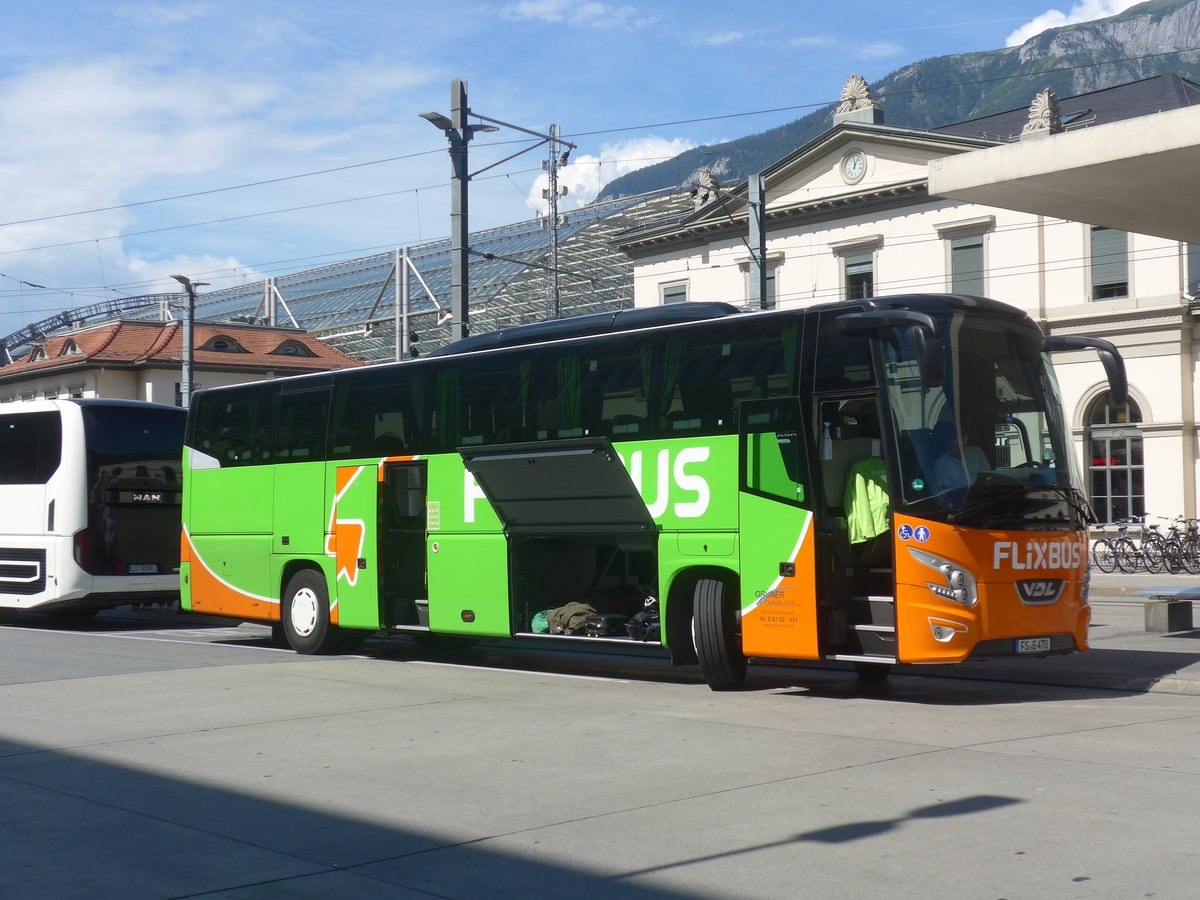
[270,340,316,358]
[60,340,80,356]
[30,347,47,362]
[200,335,249,354]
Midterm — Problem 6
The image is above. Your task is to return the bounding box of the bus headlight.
[908,546,978,607]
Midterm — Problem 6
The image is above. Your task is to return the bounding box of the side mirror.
[836,310,944,388]
[1043,335,1127,407]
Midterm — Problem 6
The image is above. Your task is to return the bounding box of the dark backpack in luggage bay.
[585,613,628,637]
[626,597,660,642]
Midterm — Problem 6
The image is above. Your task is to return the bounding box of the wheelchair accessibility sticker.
[898,524,930,543]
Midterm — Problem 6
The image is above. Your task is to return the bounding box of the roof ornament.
[834,74,884,125]
[1020,88,1063,139]
[691,168,721,208]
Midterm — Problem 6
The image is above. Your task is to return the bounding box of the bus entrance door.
[737,398,820,662]
[379,461,428,628]
[816,397,897,665]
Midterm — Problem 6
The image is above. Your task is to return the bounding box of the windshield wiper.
[1034,484,1095,524]
[948,482,1092,526]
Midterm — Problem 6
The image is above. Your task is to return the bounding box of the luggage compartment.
[510,533,658,639]
[461,438,661,644]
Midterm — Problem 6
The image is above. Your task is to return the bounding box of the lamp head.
[419,111,454,131]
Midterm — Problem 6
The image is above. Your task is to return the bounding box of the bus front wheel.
[693,578,747,691]
[282,569,340,654]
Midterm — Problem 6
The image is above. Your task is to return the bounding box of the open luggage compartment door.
[460,438,657,535]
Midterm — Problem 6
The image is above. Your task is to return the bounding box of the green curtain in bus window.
[435,370,461,450]
[780,323,798,395]
[646,339,685,433]
[410,373,429,449]
[557,355,582,434]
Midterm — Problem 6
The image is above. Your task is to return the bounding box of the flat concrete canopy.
[928,104,1200,245]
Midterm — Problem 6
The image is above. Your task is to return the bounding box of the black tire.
[693,578,746,691]
[1091,539,1116,573]
[854,661,892,683]
[1115,538,1140,574]
[1142,538,1164,574]
[1164,540,1185,574]
[1183,539,1200,575]
[281,569,340,654]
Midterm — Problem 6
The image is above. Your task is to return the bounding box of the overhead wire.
[1,46,1197,314]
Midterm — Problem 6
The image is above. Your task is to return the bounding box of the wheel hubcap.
[290,587,319,637]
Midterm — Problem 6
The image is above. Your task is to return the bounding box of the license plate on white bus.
[128,564,159,574]
[1016,637,1051,654]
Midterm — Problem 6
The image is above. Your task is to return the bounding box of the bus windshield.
[79,405,185,577]
[882,311,1087,530]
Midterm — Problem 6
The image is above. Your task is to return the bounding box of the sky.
[0,0,1148,339]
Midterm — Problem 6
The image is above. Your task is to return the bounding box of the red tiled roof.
[1,320,363,378]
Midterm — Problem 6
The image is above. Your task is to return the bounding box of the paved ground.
[3,574,1200,899]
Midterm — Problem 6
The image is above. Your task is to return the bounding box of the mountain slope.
[597,0,1200,200]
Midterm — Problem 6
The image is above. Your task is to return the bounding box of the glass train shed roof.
[2,188,693,366]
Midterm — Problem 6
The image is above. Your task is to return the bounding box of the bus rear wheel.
[282,569,341,654]
[693,578,747,691]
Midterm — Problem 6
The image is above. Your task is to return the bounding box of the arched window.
[1086,393,1143,522]
[270,340,316,358]
[200,335,249,354]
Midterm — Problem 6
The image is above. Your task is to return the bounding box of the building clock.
[840,150,867,184]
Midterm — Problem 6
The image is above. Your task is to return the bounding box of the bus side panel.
[426,532,510,637]
[325,462,380,631]
[737,494,819,661]
[187,466,274,534]
[423,454,509,636]
[273,462,327,556]
[0,487,56,607]
[893,516,1089,663]
[182,530,279,620]
[1,484,48,539]
[185,464,275,620]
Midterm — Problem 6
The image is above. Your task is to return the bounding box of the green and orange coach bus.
[181,294,1125,689]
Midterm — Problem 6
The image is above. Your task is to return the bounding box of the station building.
[615,74,1200,524]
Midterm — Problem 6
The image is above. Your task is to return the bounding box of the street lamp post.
[419,80,498,343]
[421,80,574,340]
[171,274,207,408]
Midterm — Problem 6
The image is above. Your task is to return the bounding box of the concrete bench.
[1134,587,1200,632]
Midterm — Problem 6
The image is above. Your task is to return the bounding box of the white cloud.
[782,34,902,59]
[111,2,214,27]
[786,35,838,49]
[1006,1,1142,46]
[856,41,905,59]
[0,56,300,311]
[500,0,655,29]
[126,253,262,290]
[525,136,698,213]
[697,31,747,47]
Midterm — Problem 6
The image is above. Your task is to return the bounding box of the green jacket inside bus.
[843,456,890,544]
